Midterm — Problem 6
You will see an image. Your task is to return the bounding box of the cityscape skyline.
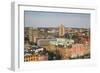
[24,11,90,28]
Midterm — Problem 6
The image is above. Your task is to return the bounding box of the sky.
[24,11,90,28]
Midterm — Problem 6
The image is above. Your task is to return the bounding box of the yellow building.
[59,24,65,37]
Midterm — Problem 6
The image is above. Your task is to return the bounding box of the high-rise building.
[59,24,65,37]
[28,27,33,42]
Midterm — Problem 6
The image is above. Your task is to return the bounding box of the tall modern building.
[28,27,33,42]
[32,28,39,43]
[59,24,65,37]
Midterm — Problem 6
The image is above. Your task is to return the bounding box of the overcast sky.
[24,11,90,28]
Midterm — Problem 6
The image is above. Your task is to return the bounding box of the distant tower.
[59,24,65,37]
